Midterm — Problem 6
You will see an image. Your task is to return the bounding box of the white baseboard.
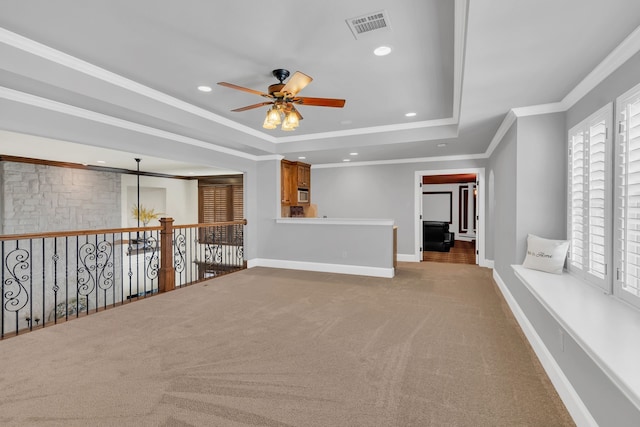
[248,258,395,278]
[481,259,495,269]
[397,253,419,262]
[492,270,597,427]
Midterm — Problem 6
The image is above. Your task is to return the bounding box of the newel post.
[159,217,175,293]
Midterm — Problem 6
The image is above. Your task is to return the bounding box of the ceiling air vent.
[346,10,391,39]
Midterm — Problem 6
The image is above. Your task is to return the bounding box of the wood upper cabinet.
[296,163,311,188]
[281,160,295,205]
[281,160,311,206]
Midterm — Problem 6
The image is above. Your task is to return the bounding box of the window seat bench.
[512,265,640,411]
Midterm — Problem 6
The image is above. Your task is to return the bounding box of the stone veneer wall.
[1,161,121,234]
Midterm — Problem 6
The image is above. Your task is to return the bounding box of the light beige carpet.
[0,263,574,426]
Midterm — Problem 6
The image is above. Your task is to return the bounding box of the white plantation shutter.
[615,83,640,308]
[567,103,612,291]
[569,131,586,270]
[588,120,608,279]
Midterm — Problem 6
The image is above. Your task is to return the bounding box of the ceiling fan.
[217,69,346,131]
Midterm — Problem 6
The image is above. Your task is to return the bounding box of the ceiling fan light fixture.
[267,107,281,125]
[281,121,296,131]
[262,112,278,129]
[219,68,345,131]
[283,111,300,130]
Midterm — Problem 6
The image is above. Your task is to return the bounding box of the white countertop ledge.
[276,218,395,226]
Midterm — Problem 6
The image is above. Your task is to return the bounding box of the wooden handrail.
[0,219,247,241]
[173,219,247,230]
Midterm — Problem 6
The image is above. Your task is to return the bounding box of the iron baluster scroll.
[173,230,187,283]
[126,231,159,298]
[2,242,30,337]
[1,219,245,338]
[77,236,114,307]
[144,233,159,283]
[233,224,244,264]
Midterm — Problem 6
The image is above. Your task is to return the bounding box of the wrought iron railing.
[0,219,246,339]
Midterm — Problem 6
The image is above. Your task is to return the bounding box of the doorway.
[415,168,485,266]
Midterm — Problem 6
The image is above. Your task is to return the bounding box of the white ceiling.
[1,0,640,174]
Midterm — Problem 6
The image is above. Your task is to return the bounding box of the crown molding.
[274,117,458,143]
[485,24,640,158]
[312,152,487,169]
[0,86,259,161]
[256,155,284,161]
[0,27,275,143]
[452,0,469,123]
[511,102,565,117]
[0,26,462,146]
[484,110,517,158]
[561,24,640,110]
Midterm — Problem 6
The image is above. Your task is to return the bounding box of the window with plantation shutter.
[198,175,244,244]
[615,83,640,309]
[567,103,612,292]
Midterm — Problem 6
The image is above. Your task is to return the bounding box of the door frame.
[414,167,487,266]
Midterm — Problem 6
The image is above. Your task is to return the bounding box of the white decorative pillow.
[522,234,570,274]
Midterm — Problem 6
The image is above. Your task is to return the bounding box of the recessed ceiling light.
[197,85,212,92]
[96,160,106,164]
[405,112,417,117]
[298,156,306,160]
[350,152,358,156]
[374,46,392,56]
[343,159,351,162]
[437,143,447,148]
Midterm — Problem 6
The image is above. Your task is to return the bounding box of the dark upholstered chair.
[423,221,454,252]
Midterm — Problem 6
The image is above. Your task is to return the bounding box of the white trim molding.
[397,253,420,262]
[562,25,640,110]
[486,24,640,159]
[0,86,259,161]
[0,27,273,143]
[313,153,487,169]
[415,167,486,268]
[276,218,394,226]
[247,258,395,278]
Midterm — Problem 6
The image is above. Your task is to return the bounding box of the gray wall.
[489,99,640,424]
[516,113,567,257]
[254,159,393,269]
[1,161,121,234]
[255,159,280,260]
[490,124,518,274]
[311,158,487,256]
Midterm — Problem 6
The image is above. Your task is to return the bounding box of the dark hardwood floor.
[423,240,476,265]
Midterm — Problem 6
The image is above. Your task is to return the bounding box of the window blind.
[232,184,243,221]
[200,186,230,223]
[199,182,244,245]
[616,85,640,307]
[567,103,612,291]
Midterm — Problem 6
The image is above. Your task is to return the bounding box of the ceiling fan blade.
[231,102,273,112]
[217,82,270,97]
[293,97,346,108]
[281,71,313,97]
